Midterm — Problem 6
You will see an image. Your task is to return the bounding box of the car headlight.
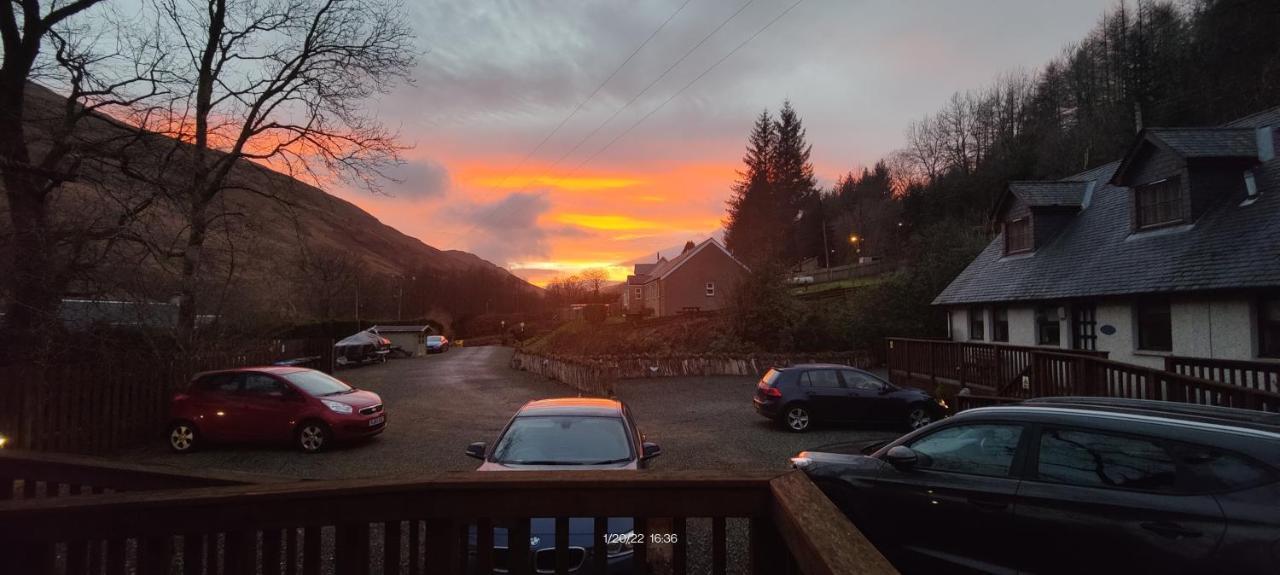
[936,398,949,410]
[790,456,812,469]
[606,532,634,557]
[322,399,353,414]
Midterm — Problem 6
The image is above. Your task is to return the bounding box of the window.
[491,416,632,464]
[1260,296,1280,358]
[991,307,1009,342]
[633,287,641,299]
[969,307,985,341]
[1136,296,1172,352]
[196,373,239,393]
[1134,177,1185,228]
[282,370,352,397]
[907,424,1023,477]
[841,369,886,392]
[241,374,286,395]
[1036,306,1060,346]
[1037,429,1176,492]
[1005,217,1032,254]
[1072,304,1097,351]
[705,281,715,297]
[801,370,842,388]
[1170,444,1276,492]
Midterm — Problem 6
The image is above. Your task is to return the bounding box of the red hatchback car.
[168,367,386,453]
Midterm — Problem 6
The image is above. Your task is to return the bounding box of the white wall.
[950,294,1272,369]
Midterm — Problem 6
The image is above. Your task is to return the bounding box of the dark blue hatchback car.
[753,364,947,432]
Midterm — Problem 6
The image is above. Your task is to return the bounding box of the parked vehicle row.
[792,397,1280,574]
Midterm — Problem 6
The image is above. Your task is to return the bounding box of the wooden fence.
[0,338,333,454]
[0,463,898,575]
[512,351,877,397]
[887,338,1280,413]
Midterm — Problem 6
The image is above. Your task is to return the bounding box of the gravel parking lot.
[127,346,902,573]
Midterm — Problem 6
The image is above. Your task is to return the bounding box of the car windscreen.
[426,336,444,343]
[282,370,353,397]
[491,415,632,465]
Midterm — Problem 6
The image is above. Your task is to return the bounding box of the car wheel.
[296,422,331,453]
[168,421,199,453]
[784,405,811,432]
[906,406,933,430]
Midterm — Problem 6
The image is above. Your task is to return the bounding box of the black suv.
[753,364,946,432]
[792,397,1280,574]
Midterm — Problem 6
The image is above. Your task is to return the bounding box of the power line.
[569,0,806,176]
[485,0,697,192]
[448,0,758,242]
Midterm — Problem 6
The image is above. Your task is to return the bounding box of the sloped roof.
[1008,181,1090,207]
[935,109,1280,306]
[634,238,748,284]
[372,324,431,333]
[1146,128,1257,158]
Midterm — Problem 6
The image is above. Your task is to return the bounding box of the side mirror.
[641,442,662,460]
[884,445,918,469]
[465,442,486,460]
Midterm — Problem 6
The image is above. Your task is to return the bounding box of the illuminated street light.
[849,234,860,243]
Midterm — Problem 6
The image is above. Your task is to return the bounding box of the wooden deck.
[0,452,897,575]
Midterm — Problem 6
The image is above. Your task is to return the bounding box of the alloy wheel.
[908,408,932,430]
[299,424,327,452]
[169,424,196,452]
[786,407,810,432]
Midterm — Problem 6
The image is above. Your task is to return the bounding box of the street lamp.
[849,234,860,243]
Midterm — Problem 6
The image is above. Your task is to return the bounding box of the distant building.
[371,324,433,357]
[621,238,750,317]
[934,107,1280,368]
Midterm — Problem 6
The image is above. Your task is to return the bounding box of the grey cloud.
[447,191,554,265]
[384,159,451,201]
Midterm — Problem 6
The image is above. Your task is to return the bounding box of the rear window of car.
[1168,443,1277,493]
[759,369,781,387]
[427,336,444,343]
[492,416,632,464]
[196,373,239,393]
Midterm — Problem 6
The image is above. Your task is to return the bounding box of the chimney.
[1258,126,1275,162]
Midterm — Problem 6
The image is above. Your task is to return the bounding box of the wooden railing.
[0,468,898,575]
[0,450,290,501]
[888,338,1280,413]
[1166,356,1280,394]
[886,338,1106,395]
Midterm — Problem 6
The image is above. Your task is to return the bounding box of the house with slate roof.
[934,107,1280,368]
[621,238,749,317]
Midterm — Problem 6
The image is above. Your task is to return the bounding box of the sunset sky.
[333,0,1114,286]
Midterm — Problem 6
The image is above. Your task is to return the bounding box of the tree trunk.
[175,197,211,349]
[0,75,61,349]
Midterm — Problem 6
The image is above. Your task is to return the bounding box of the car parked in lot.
[464,398,662,573]
[753,364,946,432]
[426,334,450,353]
[792,397,1280,575]
[168,367,386,453]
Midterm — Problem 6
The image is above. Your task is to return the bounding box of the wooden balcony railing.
[0,450,289,501]
[0,462,898,575]
[887,338,1280,413]
[1165,355,1280,394]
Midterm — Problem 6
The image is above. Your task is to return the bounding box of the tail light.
[173,393,190,402]
[762,387,782,398]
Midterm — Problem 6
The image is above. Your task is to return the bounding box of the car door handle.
[1141,521,1202,539]
[967,497,1009,511]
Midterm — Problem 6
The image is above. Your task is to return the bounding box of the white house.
[934,107,1280,369]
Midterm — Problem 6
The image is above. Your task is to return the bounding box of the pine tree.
[724,109,779,267]
[771,100,818,265]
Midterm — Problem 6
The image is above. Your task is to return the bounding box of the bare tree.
[581,268,608,298]
[140,0,415,347]
[1,0,168,347]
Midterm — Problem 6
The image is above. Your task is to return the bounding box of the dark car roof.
[517,398,624,417]
[1021,397,1280,433]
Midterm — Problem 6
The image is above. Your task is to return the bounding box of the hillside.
[1,84,539,325]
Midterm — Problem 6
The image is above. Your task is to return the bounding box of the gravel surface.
[124,346,903,573]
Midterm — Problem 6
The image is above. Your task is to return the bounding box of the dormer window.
[1005,217,1032,254]
[1134,177,1185,229]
